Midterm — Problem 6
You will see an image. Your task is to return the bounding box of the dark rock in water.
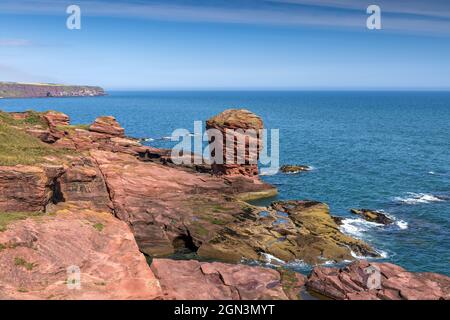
[350,209,393,225]
[280,165,311,174]
[306,260,450,300]
[332,216,344,226]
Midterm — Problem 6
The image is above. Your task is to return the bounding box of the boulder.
[206,109,263,177]
[306,260,450,300]
[0,206,162,299]
[151,259,298,300]
[350,209,393,225]
[89,116,125,137]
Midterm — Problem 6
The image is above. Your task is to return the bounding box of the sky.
[0,0,450,90]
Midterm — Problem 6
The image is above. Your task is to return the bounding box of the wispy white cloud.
[0,38,33,47]
[267,0,450,19]
[0,0,449,36]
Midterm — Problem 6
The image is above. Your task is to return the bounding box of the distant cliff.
[0,82,106,98]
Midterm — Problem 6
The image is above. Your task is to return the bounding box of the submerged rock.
[280,165,311,174]
[350,209,393,225]
[306,260,450,300]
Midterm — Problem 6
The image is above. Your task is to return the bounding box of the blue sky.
[1,0,450,90]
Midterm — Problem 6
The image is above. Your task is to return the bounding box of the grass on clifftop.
[0,111,72,165]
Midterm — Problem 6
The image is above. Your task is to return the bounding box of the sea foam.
[393,192,445,205]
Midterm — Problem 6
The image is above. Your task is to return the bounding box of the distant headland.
[0,81,106,98]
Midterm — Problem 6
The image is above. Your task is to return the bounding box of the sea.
[1,91,449,276]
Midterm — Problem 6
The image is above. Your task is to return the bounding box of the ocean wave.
[340,218,383,238]
[351,249,388,260]
[393,192,446,205]
[378,210,409,230]
[340,211,408,237]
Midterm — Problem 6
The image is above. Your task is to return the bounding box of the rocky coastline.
[0,82,105,98]
[0,108,448,300]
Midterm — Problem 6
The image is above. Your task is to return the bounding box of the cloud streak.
[0,0,449,36]
[0,38,33,47]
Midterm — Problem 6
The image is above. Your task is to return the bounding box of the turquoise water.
[1,91,449,275]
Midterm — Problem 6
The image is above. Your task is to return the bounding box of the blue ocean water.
[1,91,449,275]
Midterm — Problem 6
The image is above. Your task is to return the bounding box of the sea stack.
[206,109,263,177]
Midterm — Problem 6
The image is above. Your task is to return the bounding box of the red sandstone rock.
[151,259,291,300]
[306,260,450,300]
[0,165,63,212]
[0,207,162,300]
[58,157,113,211]
[206,109,263,177]
[89,116,125,137]
[43,111,70,128]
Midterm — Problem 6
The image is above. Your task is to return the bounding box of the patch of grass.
[14,257,37,271]
[0,113,73,165]
[94,282,106,286]
[17,288,29,293]
[0,212,41,232]
[93,223,104,232]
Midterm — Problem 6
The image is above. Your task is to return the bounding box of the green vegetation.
[14,257,37,271]
[0,212,41,232]
[0,111,72,165]
[93,223,104,232]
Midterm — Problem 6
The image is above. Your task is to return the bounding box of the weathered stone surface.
[0,165,63,212]
[350,209,394,225]
[90,149,274,258]
[306,260,450,300]
[43,111,70,128]
[0,206,162,300]
[206,109,263,177]
[151,259,293,300]
[89,116,125,137]
[58,157,112,211]
[200,200,378,264]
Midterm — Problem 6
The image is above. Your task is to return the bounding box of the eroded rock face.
[0,206,162,300]
[206,109,263,177]
[43,111,70,128]
[58,157,113,212]
[89,116,125,137]
[306,260,450,300]
[89,149,276,258]
[151,259,297,300]
[0,165,64,212]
